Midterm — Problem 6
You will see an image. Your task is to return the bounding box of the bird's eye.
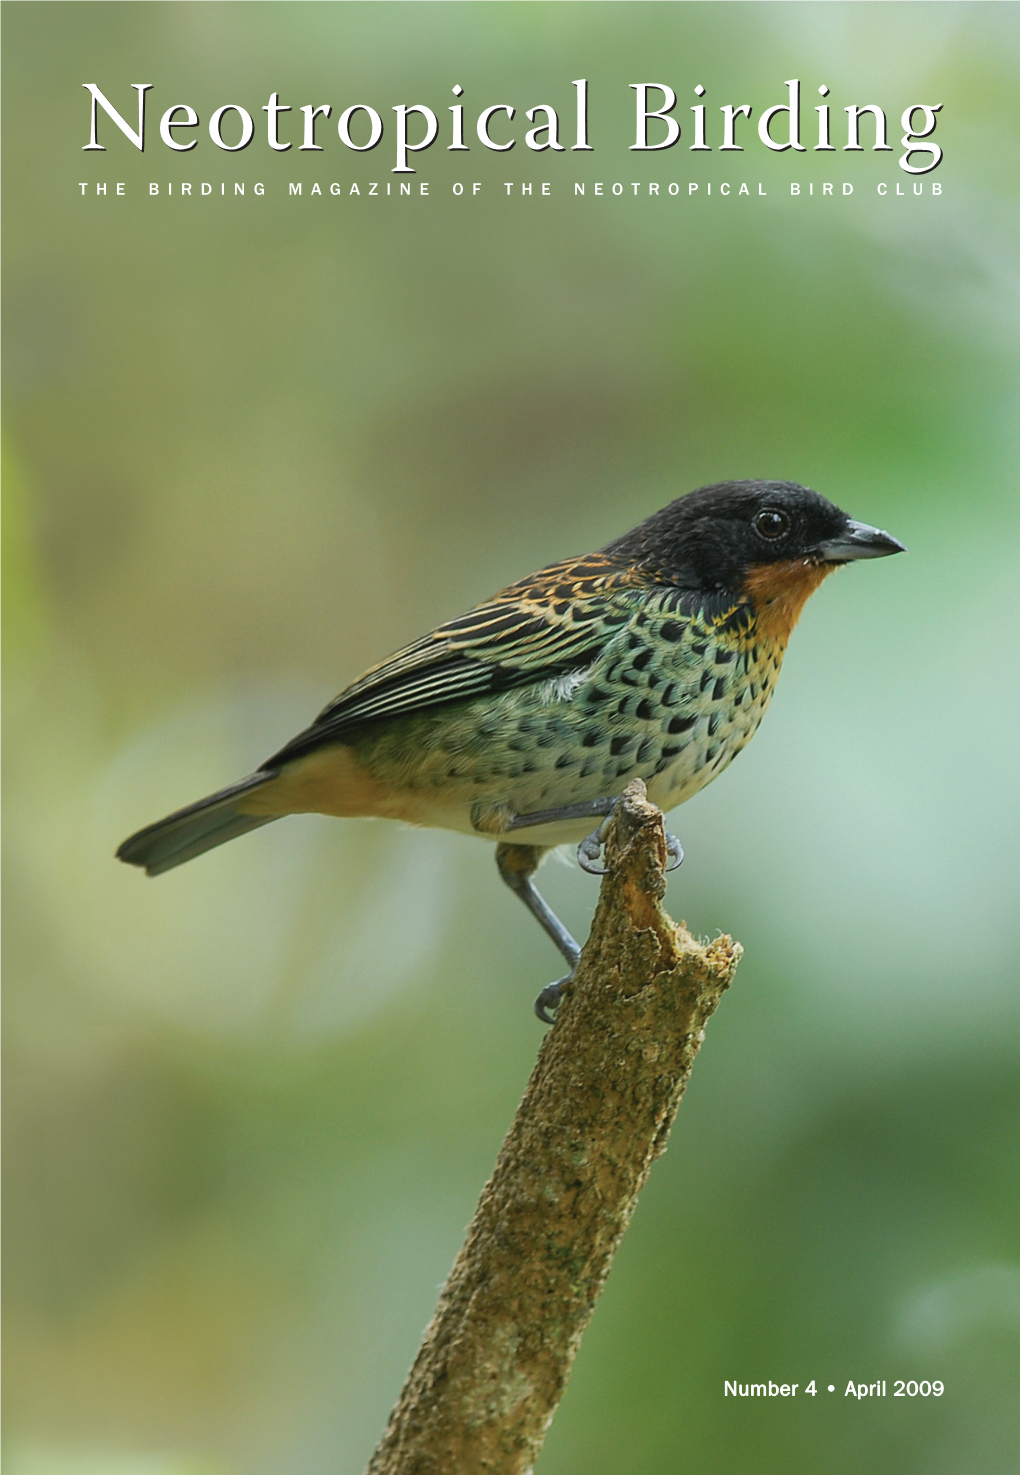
[753,509,790,540]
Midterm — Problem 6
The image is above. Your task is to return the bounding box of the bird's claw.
[577,830,608,875]
[576,804,617,874]
[534,974,572,1024]
[578,809,684,877]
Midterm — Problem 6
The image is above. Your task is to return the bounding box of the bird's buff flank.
[118,480,905,1019]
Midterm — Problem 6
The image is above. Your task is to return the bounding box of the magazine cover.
[4,3,1018,1472]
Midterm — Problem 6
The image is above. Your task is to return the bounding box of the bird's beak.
[817,519,907,563]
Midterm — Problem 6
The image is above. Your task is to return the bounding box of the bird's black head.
[604,480,905,592]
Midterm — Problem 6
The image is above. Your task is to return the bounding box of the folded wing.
[261,554,642,769]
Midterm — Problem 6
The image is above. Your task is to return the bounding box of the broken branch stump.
[366,779,742,1474]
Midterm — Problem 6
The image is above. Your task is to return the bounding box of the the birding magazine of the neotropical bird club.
[3,4,1019,1473]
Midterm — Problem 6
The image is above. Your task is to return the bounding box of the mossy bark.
[366,779,741,1475]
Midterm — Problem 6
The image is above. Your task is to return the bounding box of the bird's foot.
[577,808,684,875]
[577,829,609,874]
[577,805,618,874]
[534,972,572,1024]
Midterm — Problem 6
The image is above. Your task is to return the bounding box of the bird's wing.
[261,554,645,768]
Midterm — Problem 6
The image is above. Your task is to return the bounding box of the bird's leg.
[505,797,618,832]
[495,843,581,1024]
[498,798,684,1019]
[507,798,684,877]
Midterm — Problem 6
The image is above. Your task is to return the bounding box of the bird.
[117,479,905,1020]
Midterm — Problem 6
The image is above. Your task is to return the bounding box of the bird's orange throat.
[742,559,836,643]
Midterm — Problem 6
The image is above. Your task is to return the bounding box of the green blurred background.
[4,3,1019,1472]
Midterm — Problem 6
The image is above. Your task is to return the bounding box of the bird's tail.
[116,771,280,877]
